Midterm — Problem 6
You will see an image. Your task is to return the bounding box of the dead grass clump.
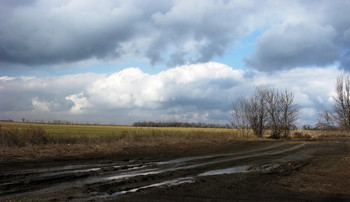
[292,131,312,139]
[294,130,350,140]
[0,126,49,147]
[317,131,350,138]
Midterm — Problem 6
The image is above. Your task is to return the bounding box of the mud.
[1,140,349,201]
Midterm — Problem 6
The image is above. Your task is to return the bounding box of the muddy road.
[1,140,350,201]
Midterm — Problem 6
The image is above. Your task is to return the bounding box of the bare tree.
[231,86,298,138]
[334,75,350,129]
[231,88,268,137]
[279,90,298,137]
[316,111,337,130]
[231,97,249,129]
[246,87,268,137]
[264,87,282,138]
[265,88,299,138]
[263,88,299,138]
[317,75,350,130]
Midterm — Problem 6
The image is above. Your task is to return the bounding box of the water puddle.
[101,177,195,197]
[0,164,156,199]
[100,168,162,182]
[98,163,280,199]
[198,164,280,176]
[1,164,93,177]
[198,166,250,176]
[38,168,101,178]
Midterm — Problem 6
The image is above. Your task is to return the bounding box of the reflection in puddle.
[198,164,280,176]
[39,168,101,178]
[105,177,195,197]
[101,164,280,198]
[198,165,250,176]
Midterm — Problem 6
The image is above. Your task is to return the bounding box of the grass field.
[0,121,254,162]
[0,121,239,137]
[1,121,349,163]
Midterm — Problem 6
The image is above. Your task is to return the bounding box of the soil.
[1,139,350,201]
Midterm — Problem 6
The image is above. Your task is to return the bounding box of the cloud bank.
[0,62,343,125]
[1,0,349,70]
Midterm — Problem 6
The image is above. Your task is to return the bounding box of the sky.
[0,0,349,126]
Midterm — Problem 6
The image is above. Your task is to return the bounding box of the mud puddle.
[99,163,280,199]
[198,163,280,176]
[100,177,196,198]
[0,142,315,201]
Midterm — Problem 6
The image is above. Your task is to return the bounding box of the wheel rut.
[0,142,315,201]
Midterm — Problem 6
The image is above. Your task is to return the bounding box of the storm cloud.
[246,0,350,71]
[1,0,259,66]
[2,0,349,70]
[1,0,236,66]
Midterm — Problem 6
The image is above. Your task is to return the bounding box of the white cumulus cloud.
[72,62,243,111]
[0,62,345,125]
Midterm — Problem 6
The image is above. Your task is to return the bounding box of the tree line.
[132,121,230,128]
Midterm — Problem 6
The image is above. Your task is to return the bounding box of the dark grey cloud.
[0,1,145,65]
[146,0,262,66]
[340,29,350,70]
[245,22,339,70]
[1,0,349,70]
[0,0,268,68]
[246,0,350,71]
[340,50,350,69]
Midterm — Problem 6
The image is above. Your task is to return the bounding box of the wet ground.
[1,140,349,201]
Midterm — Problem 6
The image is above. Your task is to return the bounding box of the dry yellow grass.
[0,121,245,137]
[2,121,349,162]
[0,122,258,162]
[291,130,350,139]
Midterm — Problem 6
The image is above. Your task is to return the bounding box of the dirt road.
[1,140,349,201]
